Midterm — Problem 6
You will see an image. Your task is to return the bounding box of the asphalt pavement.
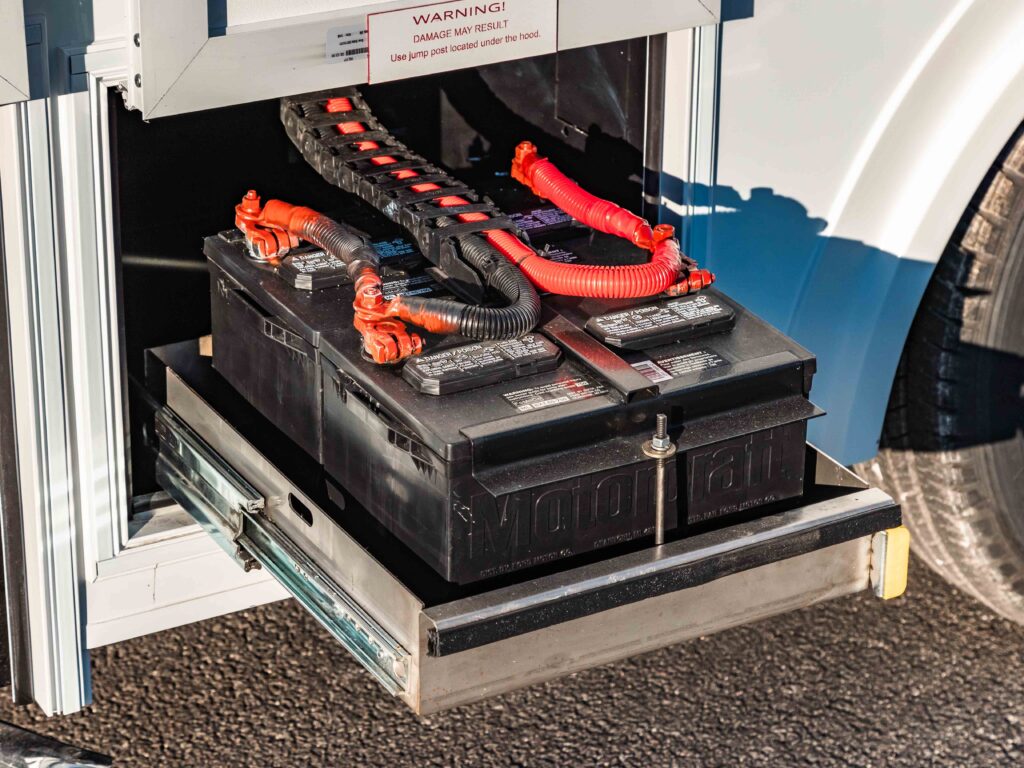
[1,556,1022,767]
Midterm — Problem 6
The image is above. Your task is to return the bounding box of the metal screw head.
[134,73,142,87]
[133,33,140,47]
[392,657,407,680]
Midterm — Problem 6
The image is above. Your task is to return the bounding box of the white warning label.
[503,375,607,413]
[653,349,729,378]
[367,0,557,84]
[630,359,672,383]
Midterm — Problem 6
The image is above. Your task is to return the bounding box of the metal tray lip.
[423,488,900,656]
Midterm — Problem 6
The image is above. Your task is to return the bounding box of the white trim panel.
[86,524,286,649]
[0,0,29,104]
[126,0,718,118]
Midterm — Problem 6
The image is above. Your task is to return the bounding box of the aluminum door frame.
[0,49,136,713]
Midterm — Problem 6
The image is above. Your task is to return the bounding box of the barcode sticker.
[326,24,369,62]
[630,360,672,383]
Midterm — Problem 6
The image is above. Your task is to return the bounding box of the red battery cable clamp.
[233,189,539,363]
[233,190,424,364]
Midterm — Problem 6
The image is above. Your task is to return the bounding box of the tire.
[857,125,1024,623]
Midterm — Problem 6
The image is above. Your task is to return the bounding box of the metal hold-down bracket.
[154,408,410,693]
[643,413,678,545]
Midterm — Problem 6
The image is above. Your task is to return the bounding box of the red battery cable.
[326,99,712,298]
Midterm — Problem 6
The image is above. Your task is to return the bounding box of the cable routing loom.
[235,89,716,364]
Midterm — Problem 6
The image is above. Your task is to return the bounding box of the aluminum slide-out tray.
[150,341,902,715]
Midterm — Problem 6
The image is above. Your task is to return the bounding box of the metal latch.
[154,408,262,571]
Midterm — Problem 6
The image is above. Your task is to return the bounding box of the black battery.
[205,223,820,584]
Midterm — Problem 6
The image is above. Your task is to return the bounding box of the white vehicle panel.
[707,0,1024,464]
[717,0,961,255]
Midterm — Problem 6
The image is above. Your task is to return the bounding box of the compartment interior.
[116,35,848,601]
[116,39,656,503]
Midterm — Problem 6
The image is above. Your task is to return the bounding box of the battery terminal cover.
[402,334,562,395]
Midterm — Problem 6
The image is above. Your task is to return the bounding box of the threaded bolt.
[651,413,672,452]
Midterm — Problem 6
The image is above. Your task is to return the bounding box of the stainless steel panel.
[422,485,897,656]
[415,536,871,714]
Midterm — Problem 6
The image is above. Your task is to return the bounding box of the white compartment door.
[124,0,719,118]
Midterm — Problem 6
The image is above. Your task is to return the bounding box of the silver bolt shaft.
[647,413,675,546]
[654,458,667,545]
[651,413,672,452]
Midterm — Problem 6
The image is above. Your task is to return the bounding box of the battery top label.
[586,293,737,350]
[403,334,560,395]
[278,247,351,291]
[509,207,574,233]
[371,237,420,261]
[285,249,336,273]
[502,373,608,413]
[381,272,449,300]
[631,348,730,384]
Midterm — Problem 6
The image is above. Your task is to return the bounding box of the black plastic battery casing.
[206,228,819,584]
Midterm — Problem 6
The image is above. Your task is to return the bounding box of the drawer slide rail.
[154,408,409,694]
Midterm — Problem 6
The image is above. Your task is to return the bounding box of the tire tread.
[857,127,1024,621]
